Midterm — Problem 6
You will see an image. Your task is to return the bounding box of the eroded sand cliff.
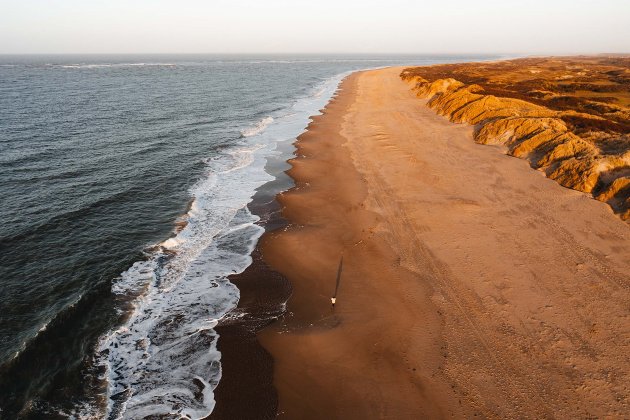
[401,57,630,220]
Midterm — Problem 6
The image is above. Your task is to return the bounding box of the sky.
[0,0,628,54]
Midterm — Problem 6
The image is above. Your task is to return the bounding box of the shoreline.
[256,67,630,417]
[209,140,295,420]
[257,71,463,418]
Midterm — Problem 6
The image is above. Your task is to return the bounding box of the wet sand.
[258,67,630,418]
[210,142,296,420]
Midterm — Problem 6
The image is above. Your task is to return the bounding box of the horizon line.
[1,52,627,57]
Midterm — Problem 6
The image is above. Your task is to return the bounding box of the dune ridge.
[401,57,630,220]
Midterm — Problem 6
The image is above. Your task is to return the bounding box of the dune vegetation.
[401,57,630,220]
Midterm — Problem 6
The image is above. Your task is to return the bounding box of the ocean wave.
[0,186,144,245]
[58,63,177,69]
[98,147,271,419]
[0,293,83,367]
[240,116,274,138]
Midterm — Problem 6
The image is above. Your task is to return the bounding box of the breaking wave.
[240,116,274,138]
[58,63,177,69]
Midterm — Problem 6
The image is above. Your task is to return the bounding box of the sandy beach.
[4,1,628,416]
[258,67,630,418]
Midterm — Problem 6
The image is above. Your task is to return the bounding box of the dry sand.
[258,67,630,419]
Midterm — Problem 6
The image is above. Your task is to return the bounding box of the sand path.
[259,67,630,419]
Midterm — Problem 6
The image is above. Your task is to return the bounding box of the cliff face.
[401,57,630,221]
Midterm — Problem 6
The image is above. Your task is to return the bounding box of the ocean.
[0,54,498,418]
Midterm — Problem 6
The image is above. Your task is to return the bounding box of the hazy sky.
[1,0,628,54]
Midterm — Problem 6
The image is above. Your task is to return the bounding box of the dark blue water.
[0,54,499,418]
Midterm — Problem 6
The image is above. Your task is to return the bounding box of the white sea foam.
[240,116,274,138]
[59,63,177,69]
[96,71,350,419]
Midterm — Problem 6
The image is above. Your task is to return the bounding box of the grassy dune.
[401,56,630,220]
